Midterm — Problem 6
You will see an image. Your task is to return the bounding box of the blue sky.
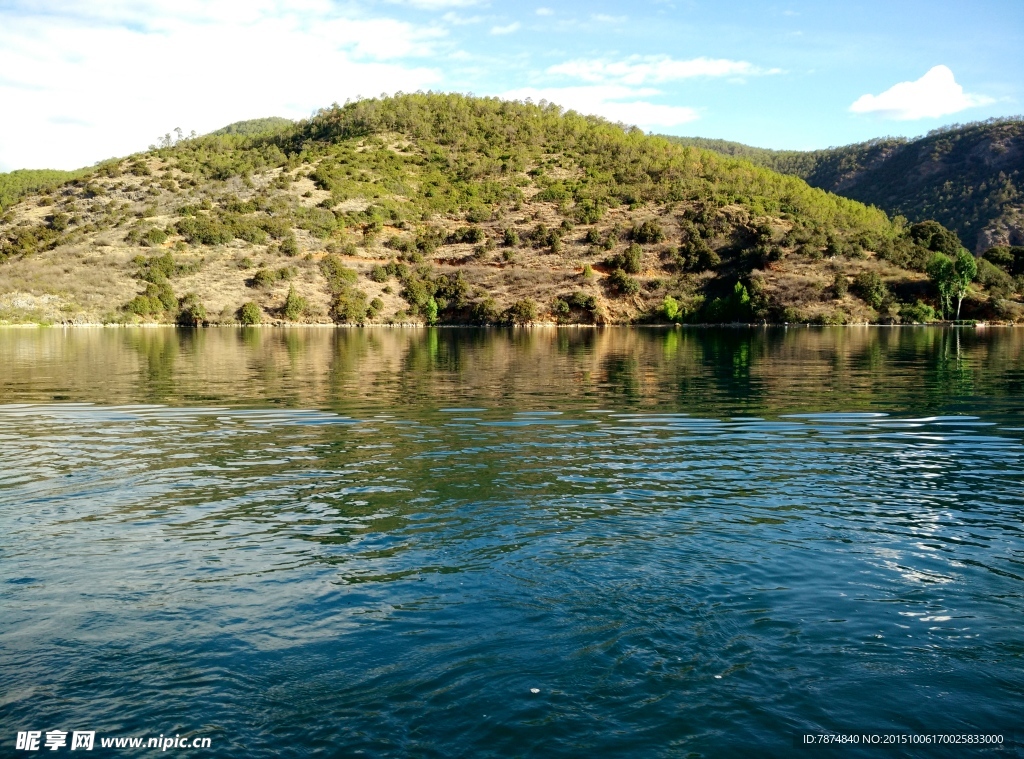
[0,0,1021,171]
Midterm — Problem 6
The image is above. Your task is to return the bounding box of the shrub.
[702,281,752,322]
[370,265,389,283]
[568,291,597,311]
[505,298,537,325]
[280,234,299,257]
[449,226,484,244]
[124,295,158,316]
[662,295,681,322]
[605,243,642,274]
[175,215,233,245]
[238,301,262,325]
[250,267,293,288]
[283,285,308,320]
[631,219,665,244]
[832,272,848,298]
[176,293,207,326]
[853,271,887,309]
[607,269,640,296]
[503,228,520,246]
[319,255,358,294]
[977,258,1014,299]
[898,300,936,324]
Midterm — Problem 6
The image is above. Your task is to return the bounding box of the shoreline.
[0,321,1013,329]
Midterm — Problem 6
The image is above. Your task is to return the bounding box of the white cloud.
[548,55,781,85]
[0,1,444,170]
[490,21,521,35]
[390,0,481,8]
[442,11,483,25]
[592,14,627,23]
[849,65,994,120]
[536,7,554,16]
[501,85,699,128]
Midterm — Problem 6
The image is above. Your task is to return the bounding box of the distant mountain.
[666,118,1024,253]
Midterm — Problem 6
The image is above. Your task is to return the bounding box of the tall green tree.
[927,253,955,319]
[928,250,978,320]
[952,249,977,320]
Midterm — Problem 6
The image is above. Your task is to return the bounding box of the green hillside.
[211,117,295,137]
[667,118,1024,253]
[0,168,88,212]
[1,94,1021,325]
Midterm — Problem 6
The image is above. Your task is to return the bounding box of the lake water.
[1,326,1022,757]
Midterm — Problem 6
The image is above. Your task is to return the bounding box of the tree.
[927,253,955,319]
[952,249,977,320]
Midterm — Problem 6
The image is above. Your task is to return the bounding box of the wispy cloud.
[548,55,782,85]
[442,11,483,25]
[591,14,627,23]
[502,85,700,128]
[490,21,521,35]
[390,0,481,8]
[0,1,445,170]
[535,7,554,16]
[849,65,994,120]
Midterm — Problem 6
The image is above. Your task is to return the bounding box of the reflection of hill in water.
[0,326,1021,418]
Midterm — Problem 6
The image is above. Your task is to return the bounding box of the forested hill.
[666,118,1024,254]
[1,94,1022,326]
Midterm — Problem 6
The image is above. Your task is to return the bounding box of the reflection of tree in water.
[934,329,975,400]
[123,328,179,402]
[26,325,1018,418]
[600,352,640,400]
[555,328,598,358]
[659,329,776,412]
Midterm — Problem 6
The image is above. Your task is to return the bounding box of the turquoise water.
[1,327,1022,757]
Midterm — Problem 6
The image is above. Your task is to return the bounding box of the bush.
[280,234,299,257]
[631,219,665,244]
[319,255,358,294]
[832,271,848,298]
[370,265,389,283]
[898,300,936,324]
[606,243,643,274]
[662,295,681,322]
[505,298,537,325]
[568,291,597,311]
[250,267,293,288]
[283,285,308,320]
[853,271,887,309]
[176,293,207,326]
[449,226,484,244]
[503,228,520,246]
[175,215,233,245]
[977,258,1015,299]
[238,301,262,325]
[607,268,640,296]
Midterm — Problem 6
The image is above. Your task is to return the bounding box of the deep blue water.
[1,327,1022,757]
